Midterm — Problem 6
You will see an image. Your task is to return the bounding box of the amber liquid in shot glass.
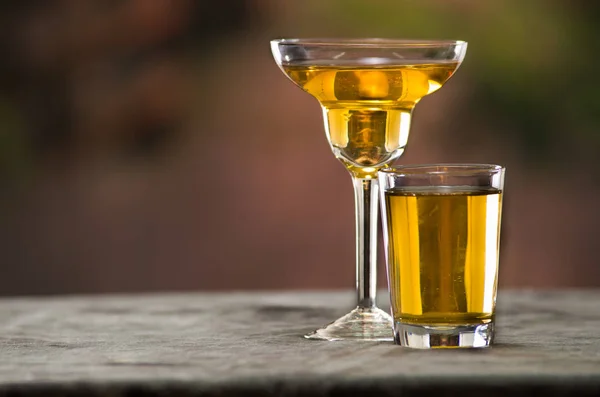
[380,164,504,348]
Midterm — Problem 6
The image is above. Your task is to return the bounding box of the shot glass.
[379,164,505,348]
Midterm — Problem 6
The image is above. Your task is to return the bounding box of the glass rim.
[379,163,504,176]
[270,38,467,48]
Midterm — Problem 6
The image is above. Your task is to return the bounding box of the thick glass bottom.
[305,307,393,341]
[394,322,494,348]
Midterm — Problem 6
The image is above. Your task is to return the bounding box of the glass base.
[305,306,393,341]
[394,322,494,349]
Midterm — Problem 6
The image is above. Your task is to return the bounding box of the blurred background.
[0,0,598,296]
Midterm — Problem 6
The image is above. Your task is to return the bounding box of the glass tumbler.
[379,164,505,348]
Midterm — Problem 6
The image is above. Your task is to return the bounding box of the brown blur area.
[0,0,599,296]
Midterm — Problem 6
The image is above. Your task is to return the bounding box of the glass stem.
[352,176,379,309]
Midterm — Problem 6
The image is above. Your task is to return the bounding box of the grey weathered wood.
[0,290,599,396]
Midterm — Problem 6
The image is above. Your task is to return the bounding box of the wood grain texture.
[0,290,599,396]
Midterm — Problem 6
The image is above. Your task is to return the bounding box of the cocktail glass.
[270,39,467,341]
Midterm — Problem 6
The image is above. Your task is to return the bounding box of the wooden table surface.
[1,290,599,396]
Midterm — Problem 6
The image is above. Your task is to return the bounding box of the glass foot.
[394,322,494,349]
[305,306,393,341]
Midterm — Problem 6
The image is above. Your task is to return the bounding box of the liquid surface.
[283,64,459,177]
[383,186,502,325]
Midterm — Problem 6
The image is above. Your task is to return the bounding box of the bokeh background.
[1,0,599,296]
